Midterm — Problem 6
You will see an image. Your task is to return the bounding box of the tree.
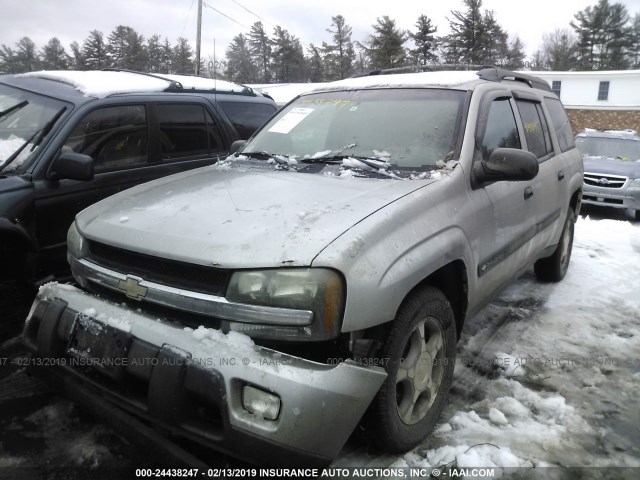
[0,46,18,73]
[630,13,640,68]
[270,26,306,82]
[446,0,486,64]
[107,25,148,70]
[528,50,548,70]
[69,41,86,70]
[571,0,631,70]
[248,22,271,83]
[323,15,356,80]
[409,14,439,65]
[161,38,173,73]
[365,16,407,70]
[504,36,526,70]
[15,37,39,72]
[82,30,109,69]
[306,44,325,82]
[481,10,509,65]
[39,37,70,70]
[147,35,164,72]
[172,37,195,74]
[542,29,577,71]
[225,33,256,84]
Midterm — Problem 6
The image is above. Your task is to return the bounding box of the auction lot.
[0,205,639,479]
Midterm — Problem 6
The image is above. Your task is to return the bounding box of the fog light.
[242,385,281,420]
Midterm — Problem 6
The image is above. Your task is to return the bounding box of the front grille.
[584,172,627,189]
[87,240,231,296]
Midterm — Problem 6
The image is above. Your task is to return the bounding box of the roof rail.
[477,68,552,93]
[352,63,490,78]
[101,68,184,91]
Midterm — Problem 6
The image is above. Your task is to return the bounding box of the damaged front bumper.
[23,283,387,466]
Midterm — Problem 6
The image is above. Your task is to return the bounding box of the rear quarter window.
[544,98,575,153]
[219,101,276,139]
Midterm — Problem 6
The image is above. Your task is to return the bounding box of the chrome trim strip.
[71,257,313,326]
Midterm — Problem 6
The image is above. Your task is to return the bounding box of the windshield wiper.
[239,151,291,164]
[0,100,28,123]
[304,155,390,170]
[1,106,66,171]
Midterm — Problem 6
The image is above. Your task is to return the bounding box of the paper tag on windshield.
[268,107,314,134]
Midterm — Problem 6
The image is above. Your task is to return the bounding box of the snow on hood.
[18,71,172,98]
[76,165,433,269]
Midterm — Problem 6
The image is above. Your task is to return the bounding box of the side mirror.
[229,140,246,155]
[473,148,538,184]
[53,152,94,181]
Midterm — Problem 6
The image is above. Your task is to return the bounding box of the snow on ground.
[338,215,640,474]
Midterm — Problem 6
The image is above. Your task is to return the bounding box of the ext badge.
[118,275,148,300]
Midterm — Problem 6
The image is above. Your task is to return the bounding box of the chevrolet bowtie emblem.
[118,275,148,300]
[598,178,610,185]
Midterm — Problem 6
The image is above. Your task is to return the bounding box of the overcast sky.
[2,0,640,66]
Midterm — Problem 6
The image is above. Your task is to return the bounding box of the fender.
[0,216,37,251]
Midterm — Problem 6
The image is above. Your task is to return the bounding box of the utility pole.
[195,0,202,75]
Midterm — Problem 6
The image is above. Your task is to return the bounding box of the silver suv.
[23,68,583,466]
[575,129,640,220]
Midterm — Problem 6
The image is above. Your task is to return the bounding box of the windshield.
[243,88,466,170]
[575,136,640,161]
[0,83,69,173]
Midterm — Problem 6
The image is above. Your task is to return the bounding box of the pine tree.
[107,25,148,70]
[69,41,86,70]
[365,16,407,70]
[82,30,109,69]
[248,22,271,83]
[0,46,18,73]
[323,15,356,80]
[270,26,306,82]
[39,37,70,70]
[147,35,163,73]
[161,38,173,73]
[528,50,547,70]
[481,11,509,65]
[630,14,640,68]
[504,36,526,70]
[306,44,325,82]
[172,37,195,75]
[15,37,38,72]
[410,14,439,66]
[225,33,257,84]
[446,0,486,64]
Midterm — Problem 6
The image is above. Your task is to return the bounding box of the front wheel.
[368,286,456,452]
[534,207,575,282]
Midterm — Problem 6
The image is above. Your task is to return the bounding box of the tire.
[534,207,575,282]
[368,286,456,452]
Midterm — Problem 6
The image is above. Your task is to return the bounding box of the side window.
[218,101,276,139]
[157,104,224,160]
[63,105,147,171]
[481,98,521,161]
[516,100,551,159]
[544,97,575,153]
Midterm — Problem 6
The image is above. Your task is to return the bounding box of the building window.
[551,80,561,97]
[597,81,610,101]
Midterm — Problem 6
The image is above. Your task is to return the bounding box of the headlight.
[67,221,87,259]
[225,268,344,341]
[630,178,640,188]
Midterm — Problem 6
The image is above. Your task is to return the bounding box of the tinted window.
[597,81,609,101]
[481,99,521,160]
[516,100,551,159]
[544,98,575,152]
[63,105,147,171]
[157,104,223,160]
[551,81,561,98]
[219,101,276,139]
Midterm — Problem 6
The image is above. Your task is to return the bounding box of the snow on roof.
[161,74,247,93]
[249,83,325,105]
[18,70,173,98]
[313,71,480,91]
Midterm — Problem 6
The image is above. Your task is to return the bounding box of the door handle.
[558,170,565,181]
[524,186,534,200]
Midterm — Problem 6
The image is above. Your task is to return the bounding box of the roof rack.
[101,68,184,91]
[353,63,490,78]
[476,68,552,93]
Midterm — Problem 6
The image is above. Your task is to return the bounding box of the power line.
[181,0,196,38]
[227,0,275,28]
[202,1,248,29]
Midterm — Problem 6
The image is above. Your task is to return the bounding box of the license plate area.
[67,313,132,380]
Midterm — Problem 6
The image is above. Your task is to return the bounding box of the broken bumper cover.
[23,283,387,466]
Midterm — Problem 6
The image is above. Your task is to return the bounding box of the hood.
[77,165,434,268]
[583,156,640,178]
